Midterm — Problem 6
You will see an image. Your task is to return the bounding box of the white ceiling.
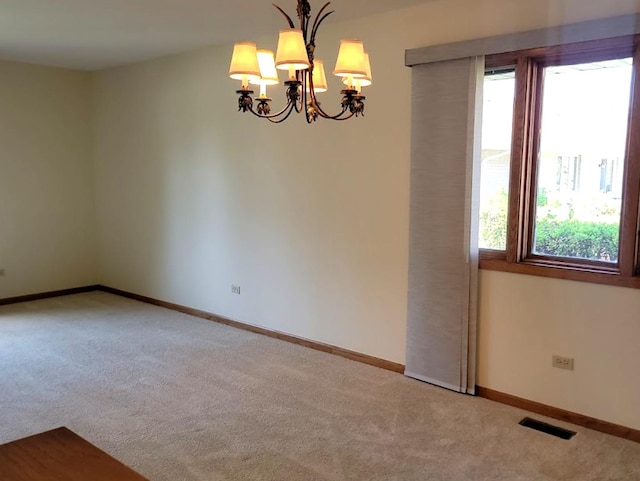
[0,0,430,71]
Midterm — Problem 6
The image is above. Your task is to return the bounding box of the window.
[479,36,640,288]
[479,69,515,250]
[533,59,631,263]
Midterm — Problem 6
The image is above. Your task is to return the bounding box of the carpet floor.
[0,292,638,481]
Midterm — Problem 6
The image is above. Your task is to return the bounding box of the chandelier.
[228,0,372,123]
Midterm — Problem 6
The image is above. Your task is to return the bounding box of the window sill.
[479,255,640,289]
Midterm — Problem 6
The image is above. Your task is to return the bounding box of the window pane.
[534,58,632,262]
[479,70,515,250]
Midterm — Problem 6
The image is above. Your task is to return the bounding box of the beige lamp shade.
[229,42,261,80]
[250,50,280,86]
[307,60,328,93]
[333,39,367,78]
[275,29,310,71]
[343,52,372,88]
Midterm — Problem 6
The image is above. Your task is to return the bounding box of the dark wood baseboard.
[476,386,640,444]
[97,285,405,374]
[0,285,100,306]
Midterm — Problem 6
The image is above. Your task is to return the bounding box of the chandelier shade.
[229,42,261,81]
[333,39,367,78]
[275,29,311,71]
[251,50,280,86]
[343,52,372,90]
[307,60,328,93]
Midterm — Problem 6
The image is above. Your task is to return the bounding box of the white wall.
[479,271,640,430]
[0,61,97,298]
[93,0,640,429]
[93,44,410,363]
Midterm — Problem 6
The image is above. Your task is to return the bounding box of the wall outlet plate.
[552,355,574,371]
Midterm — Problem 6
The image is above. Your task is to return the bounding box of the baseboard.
[476,386,640,444]
[97,285,405,374]
[0,285,100,306]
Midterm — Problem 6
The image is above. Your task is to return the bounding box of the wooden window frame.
[480,35,640,289]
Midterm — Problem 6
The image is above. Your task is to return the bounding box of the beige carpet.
[0,292,638,481]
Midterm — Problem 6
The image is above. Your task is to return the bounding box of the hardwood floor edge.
[0,285,100,306]
[476,386,640,444]
[97,285,406,374]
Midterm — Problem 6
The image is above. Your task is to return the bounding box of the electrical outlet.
[231,285,241,295]
[552,355,574,371]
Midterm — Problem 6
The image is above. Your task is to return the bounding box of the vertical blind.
[405,57,483,394]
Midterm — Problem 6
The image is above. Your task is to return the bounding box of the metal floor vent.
[519,417,577,440]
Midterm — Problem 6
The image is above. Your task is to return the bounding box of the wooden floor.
[0,427,148,481]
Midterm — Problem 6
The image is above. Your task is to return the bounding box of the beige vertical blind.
[405,57,482,394]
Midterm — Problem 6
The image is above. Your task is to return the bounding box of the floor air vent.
[519,417,577,440]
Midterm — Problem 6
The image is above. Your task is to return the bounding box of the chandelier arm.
[307,69,315,103]
[247,101,296,122]
[318,114,355,121]
[293,92,304,113]
[304,84,352,121]
[310,7,333,43]
[317,108,354,121]
[301,2,310,38]
[305,71,322,122]
[312,95,351,120]
[265,103,298,123]
[272,4,295,28]
[243,97,298,120]
[303,71,314,124]
[304,18,311,45]
[310,2,331,35]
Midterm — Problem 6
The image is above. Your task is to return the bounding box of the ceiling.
[0,0,431,71]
